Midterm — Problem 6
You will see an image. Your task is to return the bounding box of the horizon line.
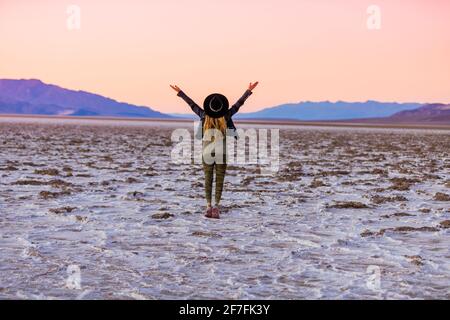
[0,78,447,114]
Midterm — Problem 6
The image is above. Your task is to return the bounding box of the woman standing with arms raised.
[170,82,259,219]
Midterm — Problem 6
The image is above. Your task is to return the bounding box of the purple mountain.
[0,79,170,118]
[388,103,450,122]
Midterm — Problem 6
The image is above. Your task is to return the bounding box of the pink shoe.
[211,207,220,219]
[205,207,213,218]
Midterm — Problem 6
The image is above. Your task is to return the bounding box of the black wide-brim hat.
[203,93,229,118]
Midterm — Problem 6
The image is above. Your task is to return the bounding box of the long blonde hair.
[203,116,227,135]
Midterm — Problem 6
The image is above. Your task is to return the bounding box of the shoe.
[205,207,213,218]
[211,207,220,219]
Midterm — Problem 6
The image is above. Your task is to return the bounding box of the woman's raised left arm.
[229,81,259,117]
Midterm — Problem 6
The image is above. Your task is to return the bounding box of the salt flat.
[0,117,449,299]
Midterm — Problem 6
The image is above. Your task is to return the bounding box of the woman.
[170,82,259,219]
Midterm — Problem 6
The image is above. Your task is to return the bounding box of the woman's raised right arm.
[170,84,204,118]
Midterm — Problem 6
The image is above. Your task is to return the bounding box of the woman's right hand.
[170,85,181,93]
[248,81,259,91]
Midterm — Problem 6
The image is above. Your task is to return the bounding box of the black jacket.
[177,89,253,139]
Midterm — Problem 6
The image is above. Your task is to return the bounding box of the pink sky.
[1,0,449,113]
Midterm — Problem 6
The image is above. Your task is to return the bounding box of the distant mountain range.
[0,79,169,118]
[1,79,448,123]
[234,100,423,121]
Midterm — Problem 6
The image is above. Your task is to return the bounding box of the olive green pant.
[203,162,227,205]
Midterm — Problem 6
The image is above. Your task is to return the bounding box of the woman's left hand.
[170,85,181,93]
[248,81,259,91]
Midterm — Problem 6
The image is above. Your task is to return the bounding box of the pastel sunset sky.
[1,0,449,113]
